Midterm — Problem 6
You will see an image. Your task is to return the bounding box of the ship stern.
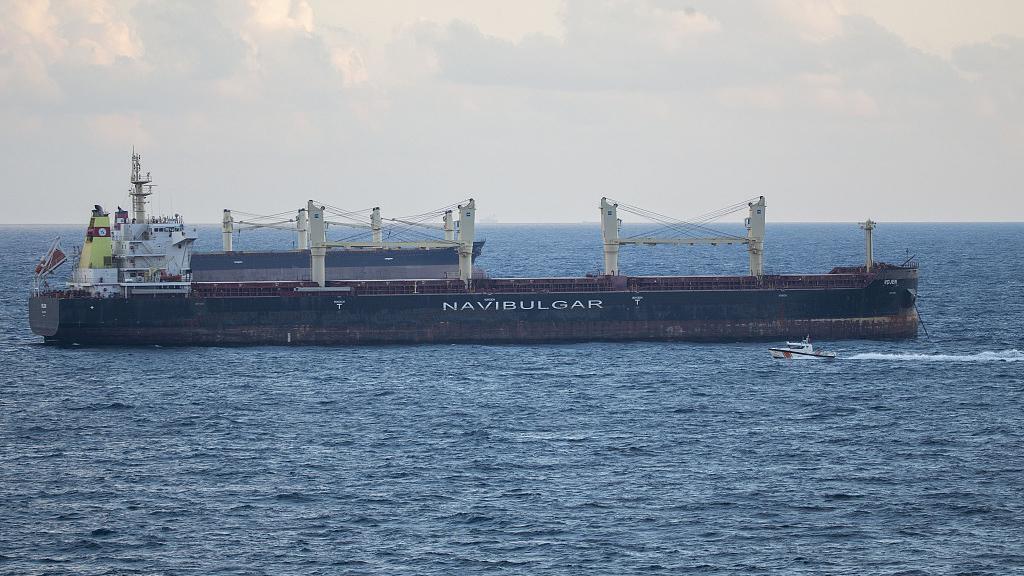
[29,296,61,338]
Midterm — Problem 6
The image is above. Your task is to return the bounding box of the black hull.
[30,269,918,346]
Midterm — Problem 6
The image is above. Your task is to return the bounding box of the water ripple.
[3,224,1024,574]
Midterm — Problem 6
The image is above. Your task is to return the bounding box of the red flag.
[35,237,67,277]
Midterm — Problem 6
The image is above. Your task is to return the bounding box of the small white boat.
[769,337,837,360]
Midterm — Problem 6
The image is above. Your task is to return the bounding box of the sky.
[1,0,1022,224]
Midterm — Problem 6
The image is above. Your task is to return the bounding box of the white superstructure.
[68,152,198,297]
[768,337,837,359]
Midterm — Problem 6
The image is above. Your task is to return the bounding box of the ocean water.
[2,222,1023,575]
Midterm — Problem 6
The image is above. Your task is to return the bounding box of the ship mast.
[860,219,875,272]
[130,149,152,223]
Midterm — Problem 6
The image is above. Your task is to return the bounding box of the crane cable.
[608,197,758,241]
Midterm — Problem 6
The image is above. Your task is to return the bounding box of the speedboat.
[769,337,837,359]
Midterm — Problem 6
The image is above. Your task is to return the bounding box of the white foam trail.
[846,350,1023,362]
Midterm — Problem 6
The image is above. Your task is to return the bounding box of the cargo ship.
[29,154,918,346]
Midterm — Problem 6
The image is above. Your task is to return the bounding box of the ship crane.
[386,218,443,230]
[307,199,475,286]
[322,207,383,242]
[223,204,460,253]
[323,210,457,240]
[386,211,457,241]
[235,219,295,229]
[221,209,302,252]
[600,196,766,276]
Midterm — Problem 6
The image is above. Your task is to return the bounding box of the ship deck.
[188,271,878,298]
[35,264,916,300]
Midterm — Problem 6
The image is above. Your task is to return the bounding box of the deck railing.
[38,264,917,300]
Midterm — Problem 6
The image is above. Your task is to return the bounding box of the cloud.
[418,2,858,95]
[953,35,1024,108]
[0,0,1021,225]
[413,3,1021,152]
[951,35,1024,143]
[423,2,738,91]
[0,0,144,101]
[773,0,846,42]
[249,0,314,33]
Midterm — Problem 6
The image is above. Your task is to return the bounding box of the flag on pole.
[34,237,67,277]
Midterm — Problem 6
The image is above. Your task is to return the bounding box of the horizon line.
[3,220,1024,226]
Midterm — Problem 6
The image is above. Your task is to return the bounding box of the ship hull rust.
[32,316,918,346]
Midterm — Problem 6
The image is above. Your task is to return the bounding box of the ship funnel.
[79,207,113,271]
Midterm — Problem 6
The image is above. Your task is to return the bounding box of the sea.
[2,222,1022,575]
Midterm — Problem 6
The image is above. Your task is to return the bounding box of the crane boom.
[324,220,371,229]
[308,199,476,286]
[235,219,294,230]
[600,196,766,276]
[323,240,457,249]
[386,217,444,230]
[617,237,748,246]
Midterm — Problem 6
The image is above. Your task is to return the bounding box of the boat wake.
[846,350,1023,363]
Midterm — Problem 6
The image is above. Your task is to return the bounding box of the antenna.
[130,149,153,223]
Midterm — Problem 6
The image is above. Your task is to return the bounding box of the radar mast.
[130,149,152,223]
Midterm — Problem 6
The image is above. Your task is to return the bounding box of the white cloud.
[0,0,144,105]
[0,0,1021,224]
[773,0,846,42]
[66,0,143,65]
[249,0,314,33]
